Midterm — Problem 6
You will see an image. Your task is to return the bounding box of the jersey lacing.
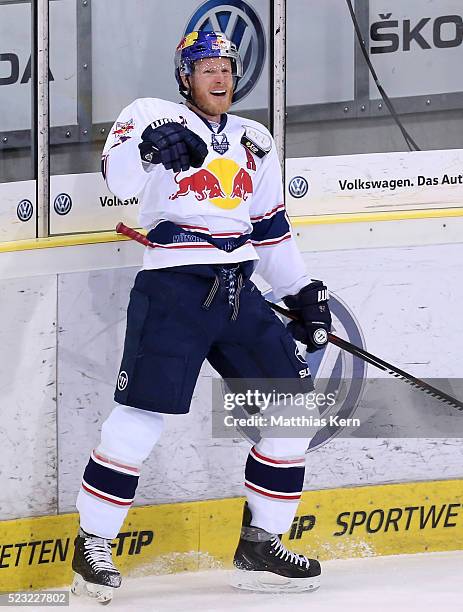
[269,535,311,569]
[202,265,244,321]
[83,537,116,573]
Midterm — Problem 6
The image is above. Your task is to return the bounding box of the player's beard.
[189,82,233,118]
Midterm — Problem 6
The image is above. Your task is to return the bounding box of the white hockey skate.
[70,528,121,605]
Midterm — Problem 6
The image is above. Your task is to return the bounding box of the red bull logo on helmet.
[169,158,253,209]
[176,31,198,51]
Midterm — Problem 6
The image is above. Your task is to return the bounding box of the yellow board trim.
[1,207,462,254]
[0,230,132,254]
[1,479,462,592]
[291,207,463,226]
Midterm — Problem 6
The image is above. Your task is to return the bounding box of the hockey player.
[71,31,331,603]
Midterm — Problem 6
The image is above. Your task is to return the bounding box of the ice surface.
[17,550,463,612]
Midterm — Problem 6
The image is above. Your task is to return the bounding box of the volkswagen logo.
[289,176,309,199]
[54,193,72,216]
[185,0,266,102]
[233,292,367,452]
[17,199,34,222]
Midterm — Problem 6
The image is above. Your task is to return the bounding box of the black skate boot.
[70,528,121,605]
[232,502,321,593]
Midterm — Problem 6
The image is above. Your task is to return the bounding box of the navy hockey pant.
[114,262,311,413]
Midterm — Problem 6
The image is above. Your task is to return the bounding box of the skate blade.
[230,569,321,593]
[70,573,114,605]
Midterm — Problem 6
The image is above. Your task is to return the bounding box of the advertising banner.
[49,172,139,234]
[2,0,463,137]
[369,0,463,98]
[0,0,77,132]
[92,0,270,123]
[286,148,463,217]
[0,180,36,242]
[1,480,462,591]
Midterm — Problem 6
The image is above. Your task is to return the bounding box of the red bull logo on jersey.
[230,168,253,201]
[170,169,226,202]
[169,158,253,210]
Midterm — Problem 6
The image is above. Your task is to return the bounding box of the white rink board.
[56,242,463,513]
[0,180,36,242]
[1,240,463,518]
[0,173,141,241]
[0,276,57,520]
[286,149,463,217]
[49,173,140,234]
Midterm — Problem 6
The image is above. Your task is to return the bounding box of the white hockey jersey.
[102,98,310,298]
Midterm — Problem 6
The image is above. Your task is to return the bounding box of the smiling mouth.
[210,90,227,97]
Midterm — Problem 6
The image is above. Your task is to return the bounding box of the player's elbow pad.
[105,167,145,201]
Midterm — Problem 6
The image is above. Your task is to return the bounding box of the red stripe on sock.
[92,450,140,474]
[245,481,301,500]
[251,447,304,465]
[82,482,133,506]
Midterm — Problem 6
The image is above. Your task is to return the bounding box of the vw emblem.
[54,193,72,216]
[233,292,366,452]
[117,371,129,391]
[17,199,34,222]
[185,0,266,103]
[289,176,309,199]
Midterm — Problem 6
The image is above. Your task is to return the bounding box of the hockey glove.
[283,280,332,353]
[138,122,208,173]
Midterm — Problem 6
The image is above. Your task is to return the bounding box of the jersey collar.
[186,104,228,133]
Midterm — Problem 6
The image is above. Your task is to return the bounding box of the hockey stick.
[268,301,463,412]
[116,222,463,412]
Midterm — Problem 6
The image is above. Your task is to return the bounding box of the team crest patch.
[211,133,230,155]
[112,119,135,144]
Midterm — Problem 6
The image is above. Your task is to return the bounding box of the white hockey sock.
[76,404,164,539]
[245,437,308,534]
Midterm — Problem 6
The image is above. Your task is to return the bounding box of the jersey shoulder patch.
[241,124,273,159]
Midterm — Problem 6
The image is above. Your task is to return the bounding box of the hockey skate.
[70,528,121,605]
[231,502,321,593]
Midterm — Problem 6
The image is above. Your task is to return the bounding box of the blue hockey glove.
[138,122,208,173]
[283,280,332,352]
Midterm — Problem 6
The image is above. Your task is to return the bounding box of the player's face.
[186,57,234,118]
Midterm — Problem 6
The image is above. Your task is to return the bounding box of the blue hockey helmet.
[175,31,243,98]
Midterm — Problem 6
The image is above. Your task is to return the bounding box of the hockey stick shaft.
[268,301,463,412]
[116,222,463,411]
[116,222,154,248]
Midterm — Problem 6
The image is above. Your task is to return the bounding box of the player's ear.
[180,72,191,92]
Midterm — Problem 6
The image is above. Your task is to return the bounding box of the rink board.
[0,478,462,592]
